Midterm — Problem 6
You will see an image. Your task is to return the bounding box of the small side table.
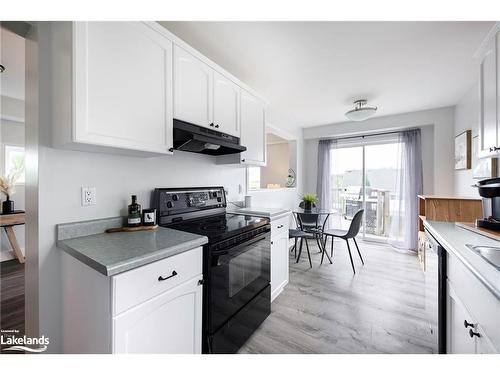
[0,210,26,263]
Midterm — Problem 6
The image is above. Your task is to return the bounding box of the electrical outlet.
[81,187,96,206]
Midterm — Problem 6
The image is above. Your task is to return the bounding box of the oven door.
[208,226,271,333]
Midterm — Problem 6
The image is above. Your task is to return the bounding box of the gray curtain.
[316,139,333,211]
[388,129,423,251]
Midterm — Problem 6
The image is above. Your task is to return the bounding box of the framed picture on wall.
[472,135,498,179]
[454,130,471,170]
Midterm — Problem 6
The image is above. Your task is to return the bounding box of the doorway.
[0,22,29,352]
[330,137,402,242]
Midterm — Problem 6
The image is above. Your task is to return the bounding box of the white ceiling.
[160,21,494,129]
[0,27,25,100]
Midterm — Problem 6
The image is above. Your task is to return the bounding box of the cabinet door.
[213,71,240,137]
[113,276,202,354]
[240,90,266,165]
[479,36,498,155]
[271,232,289,302]
[173,45,213,128]
[447,284,477,354]
[73,22,173,154]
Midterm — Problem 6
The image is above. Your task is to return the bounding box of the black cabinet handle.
[158,270,177,281]
[198,279,204,285]
[168,147,174,153]
[469,329,481,338]
[277,224,284,229]
[241,159,246,162]
[209,123,214,127]
[215,124,219,128]
[464,320,474,329]
[271,241,274,245]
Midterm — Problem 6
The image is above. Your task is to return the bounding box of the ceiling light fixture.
[345,99,377,122]
[0,64,5,73]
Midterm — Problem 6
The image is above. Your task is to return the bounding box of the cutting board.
[106,225,158,233]
[456,222,500,241]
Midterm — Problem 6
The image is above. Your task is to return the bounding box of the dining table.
[291,207,338,264]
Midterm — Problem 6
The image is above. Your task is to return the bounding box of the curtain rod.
[321,127,419,142]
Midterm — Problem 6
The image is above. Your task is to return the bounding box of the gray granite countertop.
[424,220,500,300]
[57,217,208,276]
[227,207,291,219]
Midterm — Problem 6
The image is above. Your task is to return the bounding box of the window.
[4,145,25,184]
[247,167,262,190]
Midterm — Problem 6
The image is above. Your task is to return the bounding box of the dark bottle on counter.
[127,195,142,227]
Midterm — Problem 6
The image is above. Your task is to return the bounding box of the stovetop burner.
[164,213,268,243]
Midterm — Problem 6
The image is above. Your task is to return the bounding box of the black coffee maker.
[474,177,500,230]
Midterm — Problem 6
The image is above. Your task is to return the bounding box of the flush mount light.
[345,99,378,122]
[0,64,5,73]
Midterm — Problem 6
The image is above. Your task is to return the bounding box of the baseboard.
[271,279,288,302]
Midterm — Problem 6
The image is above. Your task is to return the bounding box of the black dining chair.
[296,212,332,266]
[322,209,364,273]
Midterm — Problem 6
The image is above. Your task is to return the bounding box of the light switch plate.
[81,187,96,206]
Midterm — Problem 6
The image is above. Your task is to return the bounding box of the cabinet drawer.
[113,247,202,315]
[447,252,500,352]
[271,215,289,239]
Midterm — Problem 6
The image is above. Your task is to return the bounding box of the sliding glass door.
[330,139,400,242]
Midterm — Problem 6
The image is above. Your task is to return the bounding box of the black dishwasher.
[425,229,447,354]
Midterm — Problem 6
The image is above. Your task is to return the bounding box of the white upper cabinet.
[240,90,266,165]
[173,45,214,128]
[52,22,174,156]
[478,27,500,158]
[213,71,241,137]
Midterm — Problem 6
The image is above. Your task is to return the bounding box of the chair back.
[346,209,364,238]
[296,212,320,231]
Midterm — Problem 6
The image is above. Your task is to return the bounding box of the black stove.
[152,187,271,354]
[167,213,268,243]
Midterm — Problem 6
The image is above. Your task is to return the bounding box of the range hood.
[172,120,246,156]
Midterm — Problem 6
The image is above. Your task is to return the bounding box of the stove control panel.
[153,187,226,222]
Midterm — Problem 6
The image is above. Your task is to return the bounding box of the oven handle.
[210,231,270,257]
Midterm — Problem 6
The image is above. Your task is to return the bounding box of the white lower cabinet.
[447,284,478,354]
[270,215,290,302]
[113,276,202,354]
[446,251,499,354]
[61,247,203,354]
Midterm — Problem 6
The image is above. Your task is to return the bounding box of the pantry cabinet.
[52,22,174,156]
[478,26,500,158]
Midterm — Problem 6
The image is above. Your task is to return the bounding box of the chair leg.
[296,238,303,263]
[320,238,325,265]
[315,236,323,255]
[305,238,312,268]
[353,237,364,265]
[330,236,334,258]
[293,238,298,258]
[346,239,356,274]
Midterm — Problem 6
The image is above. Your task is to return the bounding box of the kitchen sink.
[466,244,500,270]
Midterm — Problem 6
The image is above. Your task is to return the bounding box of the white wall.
[261,142,289,188]
[453,82,482,198]
[32,23,304,353]
[303,107,455,196]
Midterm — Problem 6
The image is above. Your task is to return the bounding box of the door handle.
[158,270,177,281]
[469,329,481,338]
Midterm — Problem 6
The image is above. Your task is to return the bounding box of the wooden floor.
[0,259,25,343]
[240,239,437,354]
